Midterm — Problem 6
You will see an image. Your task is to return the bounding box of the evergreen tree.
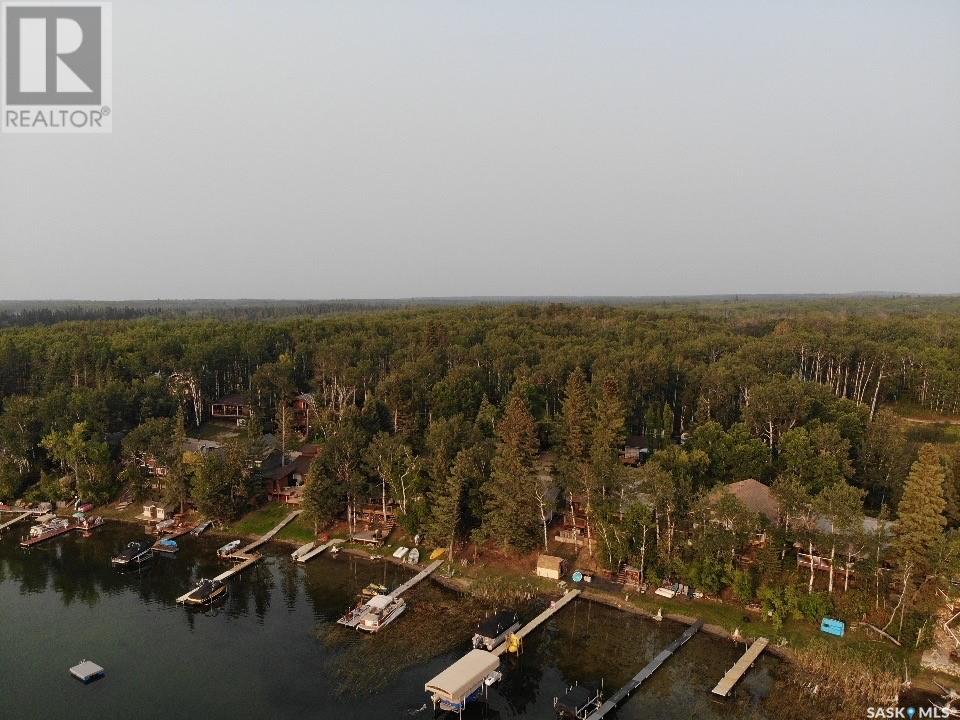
[895,443,947,576]
[483,391,540,551]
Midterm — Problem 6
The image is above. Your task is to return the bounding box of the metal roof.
[425,649,500,703]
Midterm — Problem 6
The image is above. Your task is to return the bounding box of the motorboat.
[182,578,227,607]
[111,541,154,568]
[472,610,521,651]
[217,540,241,558]
[191,521,212,536]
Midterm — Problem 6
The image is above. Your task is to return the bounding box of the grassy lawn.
[223,503,308,542]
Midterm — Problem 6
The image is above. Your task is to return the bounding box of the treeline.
[1,301,960,646]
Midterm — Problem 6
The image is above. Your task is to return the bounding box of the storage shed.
[536,554,565,580]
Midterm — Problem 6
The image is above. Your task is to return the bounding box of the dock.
[387,558,444,599]
[152,523,199,552]
[230,510,302,557]
[19,523,77,548]
[711,637,769,697]
[585,619,704,720]
[296,538,345,563]
[0,512,32,532]
[491,588,581,656]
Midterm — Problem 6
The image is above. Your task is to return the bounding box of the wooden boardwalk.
[0,512,32,532]
[492,589,581,656]
[296,538,344,563]
[711,637,769,696]
[232,510,302,557]
[387,558,444,599]
[585,620,703,720]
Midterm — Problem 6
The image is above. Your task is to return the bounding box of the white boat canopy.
[367,594,393,610]
[425,649,500,704]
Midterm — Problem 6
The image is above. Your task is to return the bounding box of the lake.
[0,521,795,719]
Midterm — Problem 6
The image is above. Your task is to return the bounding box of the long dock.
[387,558,445,599]
[19,524,77,548]
[711,637,769,697]
[0,512,32,532]
[296,538,345,563]
[231,510,302,557]
[585,619,704,720]
[491,588,581,656]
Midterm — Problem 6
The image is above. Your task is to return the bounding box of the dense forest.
[1,299,959,646]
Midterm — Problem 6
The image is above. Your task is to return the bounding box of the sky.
[1,0,958,300]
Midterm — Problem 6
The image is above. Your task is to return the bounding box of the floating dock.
[296,538,344,563]
[491,588,581,656]
[386,558,444,599]
[711,637,769,697]
[0,512,32,532]
[585,619,704,720]
[69,660,105,683]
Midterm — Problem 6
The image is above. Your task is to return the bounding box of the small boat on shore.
[217,540,241,558]
[111,541,154,568]
[357,594,406,633]
[191,521,212,536]
[407,548,420,564]
[181,578,227,607]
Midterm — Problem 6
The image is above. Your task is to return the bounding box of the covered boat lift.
[425,649,501,716]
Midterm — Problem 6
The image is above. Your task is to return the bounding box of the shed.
[425,649,500,708]
[536,554,565,580]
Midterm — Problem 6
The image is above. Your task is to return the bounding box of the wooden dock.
[492,589,581,656]
[711,637,769,697]
[585,619,704,720]
[19,524,77,548]
[231,510,302,557]
[296,538,345,563]
[0,512,32,532]
[386,558,444,599]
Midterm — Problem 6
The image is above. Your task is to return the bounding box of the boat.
[77,516,103,531]
[554,684,604,720]
[111,541,154,568]
[217,540,241,558]
[154,519,176,533]
[28,523,48,538]
[392,546,409,560]
[360,582,388,599]
[191,521,212,536]
[291,541,316,560]
[472,610,521,651]
[154,538,179,553]
[181,578,227,607]
[407,548,420,564]
[357,594,406,633]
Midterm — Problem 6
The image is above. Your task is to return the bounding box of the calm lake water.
[0,522,794,719]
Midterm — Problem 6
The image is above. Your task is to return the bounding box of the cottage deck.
[711,637,769,697]
[296,538,344,564]
[585,620,703,720]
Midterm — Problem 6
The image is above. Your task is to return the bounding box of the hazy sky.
[1,1,958,300]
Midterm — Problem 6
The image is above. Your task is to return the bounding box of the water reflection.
[0,522,793,720]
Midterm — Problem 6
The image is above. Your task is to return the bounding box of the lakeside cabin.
[536,554,565,581]
[210,393,253,425]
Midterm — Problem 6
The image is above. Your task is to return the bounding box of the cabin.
[536,554,565,580]
[140,503,175,522]
[210,393,253,425]
[263,446,319,504]
[620,434,650,466]
[715,479,779,523]
[291,393,315,436]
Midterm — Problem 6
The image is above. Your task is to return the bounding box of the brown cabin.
[211,393,253,424]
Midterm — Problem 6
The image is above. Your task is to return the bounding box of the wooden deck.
[711,637,769,697]
[0,512,32,532]
[492,589,581,656]
[296,538,344,563]
[386,559,444,599]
